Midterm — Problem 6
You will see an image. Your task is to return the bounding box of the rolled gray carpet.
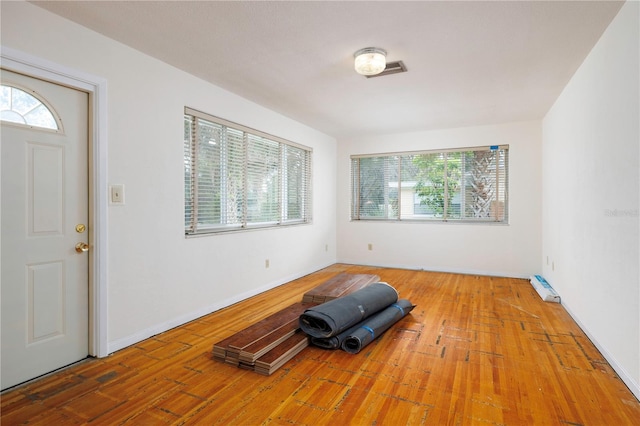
[310,323,357,349]
[311,299,415,351]
[310,334,345,350]
[299,282,398,338]
[341,299,415,354]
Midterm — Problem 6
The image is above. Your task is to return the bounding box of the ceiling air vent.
[364,60,407,78]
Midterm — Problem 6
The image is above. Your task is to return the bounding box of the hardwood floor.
[2,264,639,425]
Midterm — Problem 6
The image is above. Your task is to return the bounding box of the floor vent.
[365,61,407,78]
[530,275,560,303]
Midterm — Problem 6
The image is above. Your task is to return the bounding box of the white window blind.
[184,108,312,235]
[351,145,508,223]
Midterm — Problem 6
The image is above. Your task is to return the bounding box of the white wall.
[1,1,337,352]
[337,121,542,278]
[542,1,639,398]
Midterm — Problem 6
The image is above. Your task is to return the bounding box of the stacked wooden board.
[212,273,379,375]
[253,330,310,375]
[212,302,311,368]
[301,273,382,303]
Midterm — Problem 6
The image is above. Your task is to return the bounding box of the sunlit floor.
[2,264,639,425]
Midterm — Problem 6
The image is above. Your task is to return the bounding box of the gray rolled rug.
[299,282,398,338]
[310,328,349,349]
[310,298,415,351]
[341,299,415,354]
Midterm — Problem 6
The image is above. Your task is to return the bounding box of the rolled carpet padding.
[310,298,415,350]
[299,282,398,338]
[310,330,348,350]
[341,299,415,354]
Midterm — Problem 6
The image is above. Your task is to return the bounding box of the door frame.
[1,46,109,358]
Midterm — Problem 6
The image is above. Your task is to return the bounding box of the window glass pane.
[184,115,194,229]
[461,149,508,221]
[0,86,10,110]
[11,87,40,114]
[445,152,462,219]
[284,145,307,221]
[246,135,280,224]
[0,85,58,130]
[196,119,224,228]
[1,110,25,124]
[398,155,421,218]
[496,149,508,221]
[24,104,57,129]
[224,128,246,227]
[351,146,508,223]
[412,152,460,219]
[356,156,398,219]
[463,150,493,219]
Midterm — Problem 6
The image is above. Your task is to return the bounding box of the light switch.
[110,184,125,204]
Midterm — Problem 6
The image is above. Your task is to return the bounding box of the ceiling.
[31,0,624,139]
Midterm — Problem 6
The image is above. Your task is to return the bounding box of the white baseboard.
[107,261,334,355]
[337,259,531,280]
[561,301,640,401]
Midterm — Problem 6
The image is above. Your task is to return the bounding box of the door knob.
[75,242,89,253]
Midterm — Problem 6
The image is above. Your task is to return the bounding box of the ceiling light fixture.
[354,47,387,76]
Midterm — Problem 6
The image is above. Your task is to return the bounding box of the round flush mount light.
[354,47,387,76]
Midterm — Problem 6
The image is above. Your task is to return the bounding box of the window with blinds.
[351,145,508,223]
[184,108,312,235]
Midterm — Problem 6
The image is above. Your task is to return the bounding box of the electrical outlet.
[368,243,373,251]
[265,259,270,268]
[325,244,328,252]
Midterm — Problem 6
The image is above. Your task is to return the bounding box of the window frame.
[184,107,312,236]
[350,145,509,224]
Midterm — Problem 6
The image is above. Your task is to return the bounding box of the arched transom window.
[0,84,60,131]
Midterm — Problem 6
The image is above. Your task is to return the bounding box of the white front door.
[1,69,89,390]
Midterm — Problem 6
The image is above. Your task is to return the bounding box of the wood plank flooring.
[2,264,639,425]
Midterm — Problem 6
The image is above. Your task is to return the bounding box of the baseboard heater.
[529,275,560,303]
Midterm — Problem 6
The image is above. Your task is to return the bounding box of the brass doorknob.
[75,242,89,253]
